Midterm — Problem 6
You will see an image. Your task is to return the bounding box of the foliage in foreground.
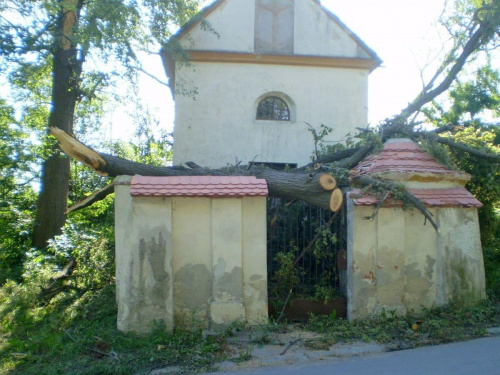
[0,282,230,375]
[305,300,500,349]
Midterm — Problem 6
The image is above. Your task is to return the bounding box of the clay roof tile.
[352,138,465,176]
[351,187,482,207]
[130,175,268,198]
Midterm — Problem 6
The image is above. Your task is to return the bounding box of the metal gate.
[267,197,347,304]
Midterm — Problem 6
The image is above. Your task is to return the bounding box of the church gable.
[174,0,379,62]
[255,0,294,54]
[178,0,255,53]
[294,0,373,59]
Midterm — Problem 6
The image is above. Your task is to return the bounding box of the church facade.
[161,0,381,168]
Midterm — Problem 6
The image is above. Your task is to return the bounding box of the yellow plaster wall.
[438,208,486,302]
[210,199,246,327]
[348,205,377,318]
[348,204,485,320]
[172,197,268,329]
[115,178,174,333]
[404,209,439,311]
[242,197,269,324]
[115,181,268,332]
[376,208,406,313]
[171,197,213,327]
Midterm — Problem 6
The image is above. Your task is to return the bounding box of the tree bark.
[50,128,341,211]
[32,1,84,248]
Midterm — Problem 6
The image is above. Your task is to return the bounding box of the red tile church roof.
[130,176,268,198]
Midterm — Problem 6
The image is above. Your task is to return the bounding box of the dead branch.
[351,175,439,232]
[64,330,118,359]
[402,24,485,118]
[185,161,207,171]
[402,190,440,232]
[280,338,302,355]
[365,191,390,221]
[389,20,491,127]
[66,183,115,214]
[50,127,107,175]
[276,288,293,325]
[428,124,456,134]
[305,147,361,166]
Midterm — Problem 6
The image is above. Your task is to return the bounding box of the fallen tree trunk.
[50,128,345,211]
[51,126,498,230]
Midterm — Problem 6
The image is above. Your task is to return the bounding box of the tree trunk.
[32,1,83,248]
[50,128,343,211]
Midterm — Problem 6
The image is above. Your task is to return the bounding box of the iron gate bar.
[267,198,347,300]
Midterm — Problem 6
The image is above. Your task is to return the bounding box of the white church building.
[161,0,381,168]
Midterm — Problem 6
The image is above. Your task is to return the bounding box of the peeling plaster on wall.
[174,263,212,324]
[247,276,268,302]
[250,274,263,281]
[348,203,485,320]
[214,257,226,282]
[116,183,268,332]
[139,233,170,308]
[456,209,475,225]
[216,266,243,300]
[445,249,473,301]
[425,256,436,280]
[406,263,422,279]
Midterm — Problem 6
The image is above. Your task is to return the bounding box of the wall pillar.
[115,176,174,333]
[210,199,246,328]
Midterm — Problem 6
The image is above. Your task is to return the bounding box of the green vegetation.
[306,300,500,348]
[0,283,228,374]
[0,0,499,373]
[424,65,500,298]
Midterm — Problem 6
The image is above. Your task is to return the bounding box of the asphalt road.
[221,336,500,375]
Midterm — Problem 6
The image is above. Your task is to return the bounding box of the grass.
[304,299,500,349]
[0,283,230,375]
[1,277,499,374]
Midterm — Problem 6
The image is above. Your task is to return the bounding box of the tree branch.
[394,22,488,124]
[434,135,500,160]
[351,175,439,232]
[334,144,375,169]
[66,183,114,214]
[126,64,170,86]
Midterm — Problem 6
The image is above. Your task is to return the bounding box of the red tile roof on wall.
[351,188,482,207]
[130,176,268,198]
[352,138,467,176]
[350,138,482,208]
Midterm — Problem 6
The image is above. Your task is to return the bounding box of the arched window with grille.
[256,96,291,121]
